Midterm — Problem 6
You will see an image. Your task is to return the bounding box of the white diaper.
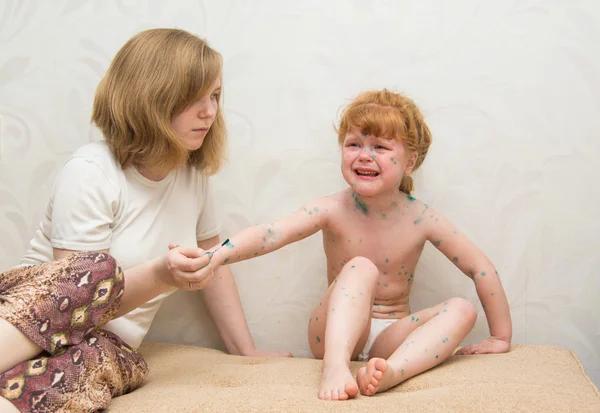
[357,318,397,362]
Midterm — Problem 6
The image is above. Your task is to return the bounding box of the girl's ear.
[405,151,418,174]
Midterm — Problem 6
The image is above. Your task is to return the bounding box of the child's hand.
[455,336,510,355]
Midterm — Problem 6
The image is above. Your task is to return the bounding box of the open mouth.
[354,168,380,178]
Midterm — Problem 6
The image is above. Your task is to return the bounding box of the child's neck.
[350,188,407,216]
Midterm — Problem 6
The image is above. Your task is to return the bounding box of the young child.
[199,89,512,400]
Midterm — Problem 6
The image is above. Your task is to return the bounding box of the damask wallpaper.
[1,0,598,386]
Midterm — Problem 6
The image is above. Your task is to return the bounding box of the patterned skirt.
[0,252,148,412]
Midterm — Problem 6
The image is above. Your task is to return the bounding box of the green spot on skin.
[313,207,319,212]
[352,192,369,215]
[392,158,397,165]
[371,154,376,160]
[360,292,364,296]
[453,257,459,263]
[225,240,235,248]
[407,195,416,202]
[344,293,349,297]
[422,204,429,214]
[267,228,273,233]
[495,270,498,275]
[411,316,415,321]
[254,252,258,256]
[224,257,230,263]
[316,317,318,321]
[414,217,423,225]
[415,318,419,322]
[384,283,389,287]
[481,271,487,276]
[351,265,355,268]
[436,355,439,359]
[316,336,321,343]
[385,258,389,263]
[443,309,448,312]
[434,240,441,247]
[401,369,405,375]
[382,214,387,220]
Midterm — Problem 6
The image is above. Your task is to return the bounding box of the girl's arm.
[424,207,512,353]
[206,198,331,271]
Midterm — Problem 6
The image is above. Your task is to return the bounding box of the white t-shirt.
[20,142,221,349]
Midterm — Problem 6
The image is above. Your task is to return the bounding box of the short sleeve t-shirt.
[20,141,221,349]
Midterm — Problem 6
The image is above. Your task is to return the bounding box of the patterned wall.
[1,0,598,386]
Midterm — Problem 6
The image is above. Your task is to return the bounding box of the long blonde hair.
[337,89,432,194]
[92,28,226,175]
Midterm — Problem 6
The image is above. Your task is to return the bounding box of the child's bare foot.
[319,363,359,400]
[357,357,389,396]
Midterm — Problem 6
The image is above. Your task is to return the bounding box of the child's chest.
[323,211,427,272]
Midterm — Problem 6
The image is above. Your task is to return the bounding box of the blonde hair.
[337,89,432,194]
[92,28,226,175]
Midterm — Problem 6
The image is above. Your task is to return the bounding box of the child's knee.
[343,257,379,282]
[447,297,477,327]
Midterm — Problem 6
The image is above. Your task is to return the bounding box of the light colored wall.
[1,0,598,386]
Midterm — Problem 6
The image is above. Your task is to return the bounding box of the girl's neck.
[136,164,172,182]
[350,188,408,216]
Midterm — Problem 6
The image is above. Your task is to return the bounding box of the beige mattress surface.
[107,343,600,412]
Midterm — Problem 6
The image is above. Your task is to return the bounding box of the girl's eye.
[347,142,360,147]
[376,145,388,150]
[211,93,220,100]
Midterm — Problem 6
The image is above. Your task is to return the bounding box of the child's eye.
[347,142,360,147]
[211,93,220,100]
[375,145,388,150]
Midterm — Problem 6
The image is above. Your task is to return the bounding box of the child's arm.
[203,197,331,275]
[424,207,512,354]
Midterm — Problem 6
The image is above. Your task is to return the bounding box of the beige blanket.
[108,343,599,412]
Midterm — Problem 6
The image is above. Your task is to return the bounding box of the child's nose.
[359,147,374,160]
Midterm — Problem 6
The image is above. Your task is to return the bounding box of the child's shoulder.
[298,191,346,214]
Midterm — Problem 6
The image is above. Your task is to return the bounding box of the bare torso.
[321,188,429,319]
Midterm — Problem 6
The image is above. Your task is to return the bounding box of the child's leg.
[308,256,379,401]
[357,297,476,395]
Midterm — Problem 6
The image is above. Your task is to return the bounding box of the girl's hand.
[161,245,215,290]
[455,336,510,355]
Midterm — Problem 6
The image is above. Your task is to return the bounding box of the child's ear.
[404,151,418,174]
